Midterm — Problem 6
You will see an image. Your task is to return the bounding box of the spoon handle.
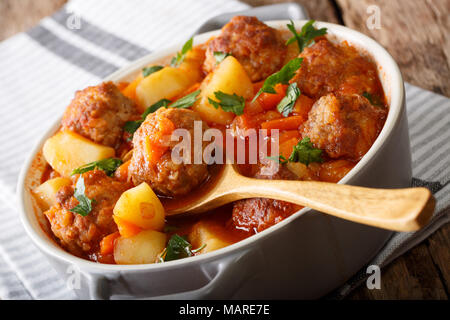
[232,178,435,231]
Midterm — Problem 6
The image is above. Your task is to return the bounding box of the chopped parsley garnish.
[72,158,123,176]
[124,99,172,135]
[213,51,232,64]
[288,137,323,166]
[252,58,303,102]
[169,90,200,109]
[286,20,327,52]
[208,91,245,115]
[143,98,172,116]
[70,177,94,216]
[277,83,300,117]
[362,92,383,107]
[171,37,193,67]
[159,234,206,262]
[268,137,323,166]
[142,65,163,77]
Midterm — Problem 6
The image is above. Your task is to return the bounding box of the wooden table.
[1,0,449,300]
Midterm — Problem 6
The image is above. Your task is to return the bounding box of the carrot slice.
[279,130,300,144]
[257,84,287,110]
[260,115,305,131]
[100,232,120,255]
[114,160,130,182]
[279,137,300,159]
[292,94,314,118]
[122,75,143,109]
[116,82,129,91]
[113,216,142,238]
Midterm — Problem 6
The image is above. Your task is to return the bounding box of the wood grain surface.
[1,0,448,300]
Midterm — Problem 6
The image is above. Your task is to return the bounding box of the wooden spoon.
[164,164,435,232]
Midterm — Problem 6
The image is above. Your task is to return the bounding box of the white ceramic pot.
[17,21,409,299]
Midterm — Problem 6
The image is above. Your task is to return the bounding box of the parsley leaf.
[72,158,123,176]
[286,20,327,52]
[70,177,94,216]
[252,58,303,102]
[171,37,193,67]
[142,65,163,77]
[169,90,200,109]
[277,83,300,117]
[159,234,206,262]
[362,92,383,107]
[124,99,172,135]
[213,51,232,64]
[208,91,245,115]
[288,137,323,166]
[143,99,172,117]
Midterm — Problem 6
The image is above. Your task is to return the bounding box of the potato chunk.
[113,182,165,231]
[43,130,115,177]
[32,177,72,211]
[193,56,253,125]
[114,230,166,264]
[136,49,203,110]
[189,220,233,254]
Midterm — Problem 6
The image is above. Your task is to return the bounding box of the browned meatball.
[61,81,138,148]
[300,93,386,160]
[293,39,385,100]
[232,160,300,233]
[44,170,131,257]
[129,108,209,197]
[203,16,287,82]
[232,198,300,233]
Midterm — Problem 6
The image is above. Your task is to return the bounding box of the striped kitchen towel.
[0,0,448,300]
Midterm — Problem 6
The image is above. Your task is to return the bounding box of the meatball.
[203,16,287,82]
[232,160,300,233]
[44,170,131,257]
[61,81,138,148]
[129,108,209,197]
[300,93,387,160]
[232,198,300,233]
[293,39,385,100]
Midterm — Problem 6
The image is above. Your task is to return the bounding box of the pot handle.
[192,3,309,36]
[80,246,265,300]
[146,247,266,300]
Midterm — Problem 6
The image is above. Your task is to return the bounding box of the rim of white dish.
[17,20,404,272]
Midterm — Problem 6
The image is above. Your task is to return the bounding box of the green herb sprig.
[171,37,193,67]
[277,83,300,117]
[213,51,232,64]
[286,20,327,53]
[268,137,323,166]
[169,90,201,109]
[72,158,123,176]
[159,234,206,262]
[252,58,303,102]
[142,65,163,77]
[124,99,172,135]
[208,91,245,116]
[69,177,94,216]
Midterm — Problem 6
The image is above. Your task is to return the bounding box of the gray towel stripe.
[26,25,118,78]
[51,10,150,61]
